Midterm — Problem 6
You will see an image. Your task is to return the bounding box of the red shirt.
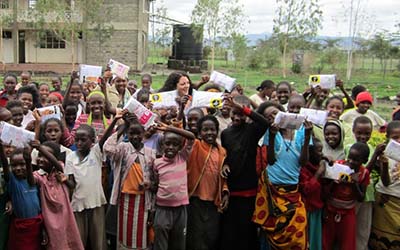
[0,90,10,107]
[299,162,324,211]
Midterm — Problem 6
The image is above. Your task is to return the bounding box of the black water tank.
[172,25,203,60]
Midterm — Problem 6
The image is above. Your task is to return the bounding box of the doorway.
[18,31,25,63]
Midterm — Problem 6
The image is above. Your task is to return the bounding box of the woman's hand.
[220,192,229,211]
[221,164,230,179]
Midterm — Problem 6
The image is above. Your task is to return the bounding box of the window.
[28,0,37,9]
[40,32,66,49]
[0,0,9,9]
[2,31,12,39]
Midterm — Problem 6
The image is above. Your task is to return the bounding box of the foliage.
[291,62,302,74]
[203,46,212,59]
[273,0,323,78]
[191,0,246,70]
[246,48,263,69]
[153,0,172,48]
[229,33,247,68]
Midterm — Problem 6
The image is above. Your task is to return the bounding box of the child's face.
[39,85,49,100]
[141,77,152,89]
[65,106,78,125]
[276,85,290,105]
[220,104,231,117]
[9,106,24,127]
[316,88,330,103]
[51,77,61,91]
[69,85,82,104]
[353,123,372,143]
[36,146,54,172]
[4,76,17,93]
[127,124,144,149]
[310,141,323,163]
[324,124,341,148]
[163,133,183,159]
[357,101,371,114]
[88,94,105,117]
[127,81,137,94]
[287,98,304,114]
[10,153,27,180]
[18,92,33,114]
[347,148,365,170]
[263,106,279,125]
[46,94,61,106]
[388,127,400,143]
[20,74,30,86]
[187,110,202,134]
[44,120,62,143]
[114,77,127,94]
[200,120,217,145]
[270,91,278,102]
[4,145,16,158]
[326,99,344,119]
[75,130,93,153]
[230,107,247,127]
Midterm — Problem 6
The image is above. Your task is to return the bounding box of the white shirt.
[65,144,106,212]
[376,158,400,198]
[31,145,72,165]
[22,110,35,128]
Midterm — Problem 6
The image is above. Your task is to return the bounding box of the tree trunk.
[371,57,374,72]
[282,37,288,78]
[346,50,353,80]
[71,29,75,72]
[211,40,215,71]
[12,0,18,64]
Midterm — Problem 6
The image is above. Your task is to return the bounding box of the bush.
[247,49,263,69]
[291,62,302,74]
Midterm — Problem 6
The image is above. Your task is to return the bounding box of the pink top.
[154,141,193,207]
[33,169,84,250]
[62,114,111,147]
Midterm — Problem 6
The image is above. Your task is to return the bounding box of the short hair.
[233,95,251,107]
[203,83,222,92]
[353,116,373,130]
[6,100,23,110]
[257,101,285,115]
[260,80,275,89]
[349,142,370,163]
[40,118,64,143]
[351,85,367,100]
[137,88,150,103]
[63,99,79,111]
[141,73,152,82]
[51,74,63,83]
[39,82,49,88]
[325,95,345,109]
[18,85,40,109]
[288,94,305,104]
[197,115,219,133]
[188,107,205,117]
[277,81,292,92]
[20,71,31,77]
[3,73,17,83]
[76,124,96,141]
[386,121,400,137]
[42,141,61,160]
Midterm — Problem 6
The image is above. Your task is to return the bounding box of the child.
[322,120,345,161]
[0,73,18,107]
[392,92,400,121]
[369,121,400,250]
[186,108,205,137]
[46,92,63,106]
[275,81,292,110]
[220,95,269,250]
[322,142,370,250]
[341,91,386,131]
[65,124,108,250]
[30,140,84,250]
[103,110,157,249]
[17,85,40,128]
[253,101,313,250]
[186,115,229,250]
[1,145,43,250]
[64,79,86,118]
[299,138,326,250]
[249,80,275,108]
[63,101,78,132]
[287,94,305,114]
[39,83,50,107]
[6,100,24,127]
[51,75,64,95]
[152,122,195,250]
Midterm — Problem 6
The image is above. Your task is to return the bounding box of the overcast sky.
[156,0,399,37]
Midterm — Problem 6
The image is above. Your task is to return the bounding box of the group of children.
[0,69,398,250]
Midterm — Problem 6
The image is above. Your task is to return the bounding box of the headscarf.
[87,91,108,128]
[322,119,345,161]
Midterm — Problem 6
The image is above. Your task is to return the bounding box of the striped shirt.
[154,141,193,207]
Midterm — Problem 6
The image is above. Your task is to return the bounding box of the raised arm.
[267,124,278,166]
[99,109,127,151]
[299,121,313,166]
[225,95,269,127]
[191,74,209,90]
[156,122,196,140]
[336,80,354,109]
[30,140,63,173]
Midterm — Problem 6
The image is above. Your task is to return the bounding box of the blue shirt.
[264,126,311,185]
[8,173,41,219]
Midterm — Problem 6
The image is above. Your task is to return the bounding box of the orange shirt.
[121,162,144,195]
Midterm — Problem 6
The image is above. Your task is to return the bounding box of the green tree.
[369,33,391,79]
[191,0,246,71]
[0,8,13,69]
[229,32,247,68]
[273,0,322,78]
[26,0,113,70]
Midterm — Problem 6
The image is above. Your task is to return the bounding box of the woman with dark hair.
[158,71,194,96]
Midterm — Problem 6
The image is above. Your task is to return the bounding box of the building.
[0,0,150,71]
